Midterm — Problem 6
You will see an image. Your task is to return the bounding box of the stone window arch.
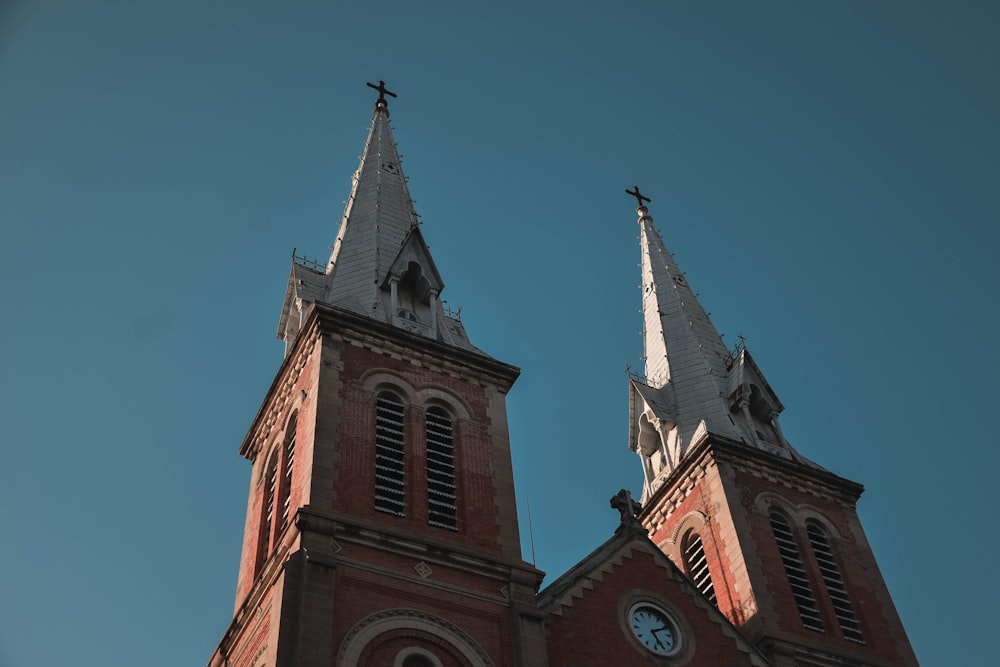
[337,609,492,667]
[396,647,443,667]
[637,412,667,481]
[680,528,717,605]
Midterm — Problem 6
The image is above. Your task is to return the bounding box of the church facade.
[208,85,918,667]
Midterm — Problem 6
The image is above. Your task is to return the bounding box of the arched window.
[807,522,865,643]
[278,415,297,532]
[425,407,457,530]
[258,450,279,569]
[401,654,435,667]
[681,530,717,604]
[375,392,406,516]
[769,512,824,632]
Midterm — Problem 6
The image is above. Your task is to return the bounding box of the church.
[207,83,918,667]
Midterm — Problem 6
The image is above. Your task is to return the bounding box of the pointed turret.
[626,190,812,501]
[277,82,480,355]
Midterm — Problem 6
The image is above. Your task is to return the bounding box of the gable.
[726,348,784,416]
[540,532,769,666]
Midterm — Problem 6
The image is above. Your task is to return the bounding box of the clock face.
[629,603,680,656]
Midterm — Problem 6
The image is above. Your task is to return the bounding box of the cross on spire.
[367,80,397,104]
[626,185,651,208]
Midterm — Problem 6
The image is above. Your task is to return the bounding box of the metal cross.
[625,185,651,207]
[366,80,397,103]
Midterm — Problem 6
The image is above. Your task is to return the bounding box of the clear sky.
[1,1,996,665]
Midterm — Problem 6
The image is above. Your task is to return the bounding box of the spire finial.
[366,80,397,114]
[625,185,651,209]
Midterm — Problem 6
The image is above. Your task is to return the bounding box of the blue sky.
[1,1,997,665]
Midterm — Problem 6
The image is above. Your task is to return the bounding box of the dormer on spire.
[381,226,446,338]
[624,189,816,501]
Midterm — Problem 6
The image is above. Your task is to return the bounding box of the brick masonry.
[643,437,919,666]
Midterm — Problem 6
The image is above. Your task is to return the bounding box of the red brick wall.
[328,344,507,555]
[647,479,744,627]
[545,547,756,666]
[225,588,273,667]
[641,450,917,666]
[234,338,319,608]
[224,327,529,666]
[330,556,516,666]
[730,468,918,665]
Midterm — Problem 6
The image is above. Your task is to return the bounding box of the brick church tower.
[209,83,918,667]
[208,84,547,667]
[625,197,919,666]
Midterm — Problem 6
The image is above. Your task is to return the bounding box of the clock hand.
[652,627,673,645]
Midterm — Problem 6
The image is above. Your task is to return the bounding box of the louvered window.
[807,523,865,643]
[770,513,824,632]
[258,451,279,568]
[425,407,457,530]
[375,392,406,516]
[279,420,296,532]
[682,531,717,604]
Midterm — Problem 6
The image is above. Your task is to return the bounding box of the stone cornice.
[311,301,521,390]
[709,435,864,503]
[640,433,864,529]
[298,507,545,584]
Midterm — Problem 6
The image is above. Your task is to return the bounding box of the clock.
[628,602,681,656]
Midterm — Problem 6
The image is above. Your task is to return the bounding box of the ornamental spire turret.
[626,190,813,501]
[276,82,481,356]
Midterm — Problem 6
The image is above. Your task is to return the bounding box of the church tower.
[625,193,919,666]
[209,83,547,667]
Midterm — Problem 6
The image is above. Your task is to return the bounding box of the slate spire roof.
[635,203,739,439]
[322,91,421,316]
[628,200,819,500]
[276,85,480,354]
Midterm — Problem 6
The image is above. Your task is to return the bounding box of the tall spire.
[322,80,421,316]
[627,191,810,500]
[276,82,481,355]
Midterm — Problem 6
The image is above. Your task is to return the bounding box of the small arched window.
[425,407,457,530]
[278,415,297,532]
[258,450,280,569]
[375,392,406,516]
[681,530,717,604]
[769,512,824,632]
[401,654,435,667]
[807,522,865,644]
